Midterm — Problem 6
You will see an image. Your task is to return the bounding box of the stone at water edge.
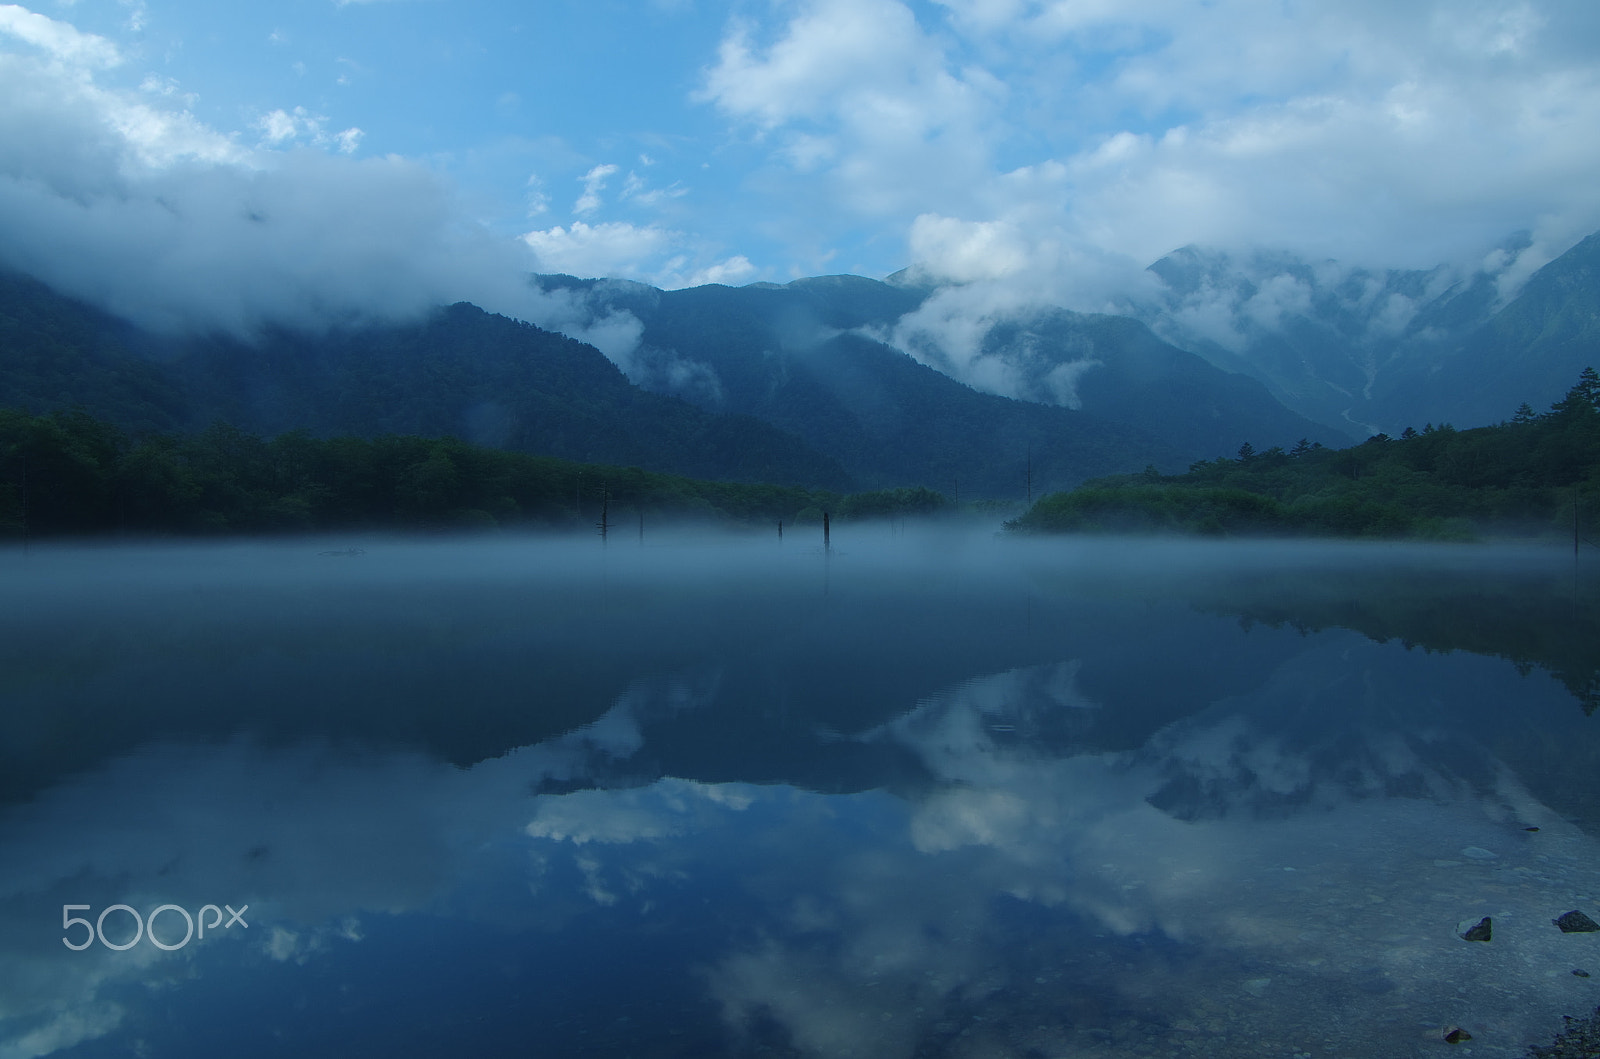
[1459,917,1492,942]
[1555,911,1600,933]
[1442,1026,1473,1044]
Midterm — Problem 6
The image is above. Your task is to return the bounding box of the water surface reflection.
[2,533,1597,1057]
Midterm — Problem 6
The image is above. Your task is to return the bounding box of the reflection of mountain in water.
[1169,556,1600,829]
[0,534,1305,806]
[1185,559,1600,713]
[6,535,1600,1058]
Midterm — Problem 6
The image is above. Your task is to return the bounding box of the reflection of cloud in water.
[4,639,1599,1058]
[0,671,720,1057]
[527,780,753,846]
[707,650,1600,1058]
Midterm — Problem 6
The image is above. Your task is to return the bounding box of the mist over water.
[2,529,1599,1058]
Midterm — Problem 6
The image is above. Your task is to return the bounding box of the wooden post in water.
[597,485,609,542]
[1578,486,1583,561]
[823,511,831,553]
[638,508,644,546]
[1026,442,1033,504]
[778,519,783,541]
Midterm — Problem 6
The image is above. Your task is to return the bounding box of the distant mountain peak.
[1131,227,1600,436]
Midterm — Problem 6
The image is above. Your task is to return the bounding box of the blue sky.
[1,0,1598,335]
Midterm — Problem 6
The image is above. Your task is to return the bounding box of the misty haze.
[4,0,1600,1057]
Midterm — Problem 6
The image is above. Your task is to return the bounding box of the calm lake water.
[3,529,1599,1058]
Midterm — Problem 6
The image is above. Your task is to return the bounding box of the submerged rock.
[1460,917,1493,942]
[1443,1025,1473,1044]
[1555,911,1600,934]
[1573,969,1591,978]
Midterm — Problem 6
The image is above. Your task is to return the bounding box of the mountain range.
[1,226,1594,499]
[1138,230,1600,438]
[0,270,851,491]
[535,272,1342,493]
[0,268,1334,499]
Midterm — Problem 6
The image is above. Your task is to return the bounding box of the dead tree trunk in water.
[823,511,831,553]
[597,485,609,542]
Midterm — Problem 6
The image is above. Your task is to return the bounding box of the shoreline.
[1526,1006,1600,1058]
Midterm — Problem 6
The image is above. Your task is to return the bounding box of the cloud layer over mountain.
[701,0,1600,296]
[0,1,1596,352]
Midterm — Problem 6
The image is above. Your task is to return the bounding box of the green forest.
[8,368,1600,543]
[1009,368,1600,541]
[0,409,948,539]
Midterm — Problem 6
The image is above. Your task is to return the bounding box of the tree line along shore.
[3,368,1596,543]
[1009,369,1600,543]
[0,410,950,539]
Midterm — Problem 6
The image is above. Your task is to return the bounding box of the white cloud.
[882,216,1157,403]
[703,0,1600,300]
[116,0,144,33]
[702,0,1600,406]
[0,9,575,336]
[521,173,552,218]
[701,0,933,128]
[683,254,754,286]
[523,219,676,275]
[0,3,119,67]
[618,169,687,208]
[255,107,297,145]
[520,218,759,291]
[699,0,1001,219]
[1241,273,1314,330]
[905,214,1030,283]
[573,161,618,215]
[3,0,1595,349]
[255,107,361,154]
